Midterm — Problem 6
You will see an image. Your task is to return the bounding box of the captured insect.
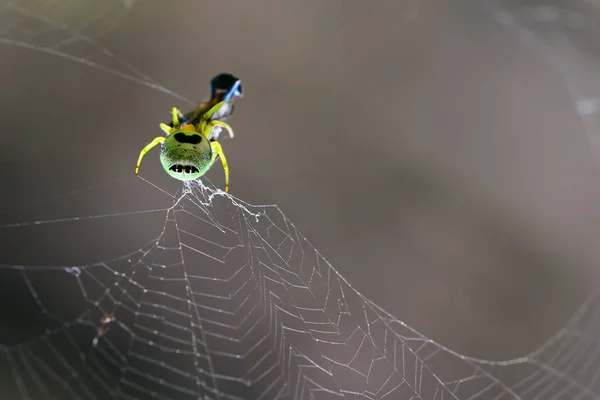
[134,73,243,192]
[173,72,243,139]
[92,313,114,347]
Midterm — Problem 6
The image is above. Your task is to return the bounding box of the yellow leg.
[208,120,235,139]
[203,100,230,120]
[210,141,229,192]
[171,107,181,127]
[197,101,229,136]
[135,136,166,175]
[159,123,172,135]
[158,107,184,135]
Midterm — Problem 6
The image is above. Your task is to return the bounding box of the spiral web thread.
[1,0,600,399]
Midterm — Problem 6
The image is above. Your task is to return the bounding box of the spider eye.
[173,132,202,144]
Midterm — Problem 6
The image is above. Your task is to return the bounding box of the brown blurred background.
[2,0,600,368]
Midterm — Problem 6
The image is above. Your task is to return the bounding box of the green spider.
[135,73,242,192]
[134,102,234,192]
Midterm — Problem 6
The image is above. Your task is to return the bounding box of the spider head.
[159,129,212,181]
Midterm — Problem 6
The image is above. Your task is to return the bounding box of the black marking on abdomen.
[174,131,202,144]
[170,164,200,174]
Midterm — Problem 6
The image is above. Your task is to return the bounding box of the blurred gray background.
[2,0,600,367]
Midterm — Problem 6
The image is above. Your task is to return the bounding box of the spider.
[134,73,243,192]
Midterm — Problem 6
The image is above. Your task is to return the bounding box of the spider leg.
[210,141,229,192]
[203,100,231,120]
[135,136,166,175]
[171,107,181,127]
[173,102,209,128]
[208,120,235,140]
[160,106,188,135]
[159,123,172,135]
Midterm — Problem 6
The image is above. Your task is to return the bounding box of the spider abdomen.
[159,131,212,181]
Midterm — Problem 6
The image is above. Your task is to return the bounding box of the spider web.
[1,0,600,399]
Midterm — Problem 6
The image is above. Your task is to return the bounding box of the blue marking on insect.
[210,73,243,100]
[224,79,242,101]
